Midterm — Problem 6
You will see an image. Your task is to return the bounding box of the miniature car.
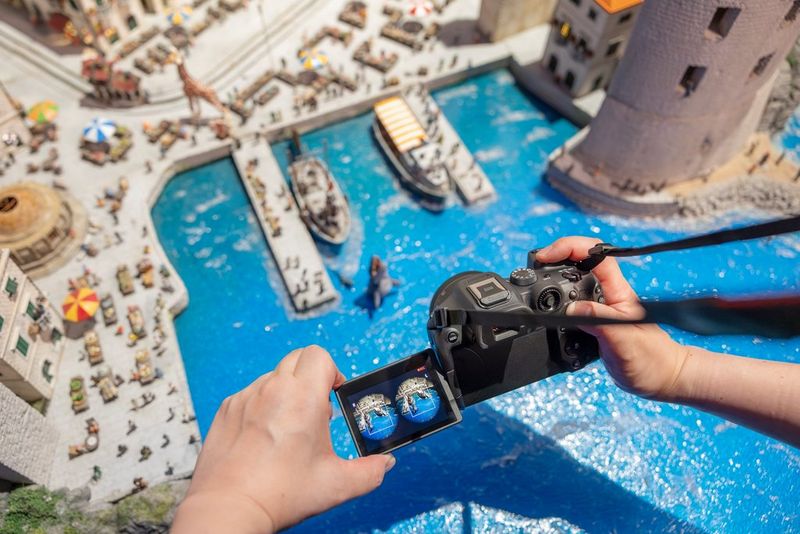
[100,293,117,326]
[83,330,104,366]
[70,376,89,414]
[117,265,135,295]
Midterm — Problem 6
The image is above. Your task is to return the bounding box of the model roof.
[594,0,642,14]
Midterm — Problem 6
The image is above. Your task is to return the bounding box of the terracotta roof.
[594,0,642,14]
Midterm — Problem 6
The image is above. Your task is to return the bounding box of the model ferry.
[288,132,351,245]
[372,96,452,203]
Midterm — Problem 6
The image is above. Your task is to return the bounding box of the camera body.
[427,250,603,408]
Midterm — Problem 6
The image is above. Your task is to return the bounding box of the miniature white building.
[0,248,64,402]
[478,0,557,42]
[2,0,148,52]
[0,382,59,486]
[548,1,800,212]
[542,0,642,98]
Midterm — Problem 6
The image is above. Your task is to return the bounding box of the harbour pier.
[403,87,497,205]
[232,142,339,313]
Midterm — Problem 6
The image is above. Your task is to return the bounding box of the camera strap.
[429,295,800,339]
[576,214,800,271]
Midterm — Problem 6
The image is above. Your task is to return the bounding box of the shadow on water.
[293,405,704,533]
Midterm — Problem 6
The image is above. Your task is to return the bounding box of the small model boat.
[288,131,351,245]
[372,96,451,203]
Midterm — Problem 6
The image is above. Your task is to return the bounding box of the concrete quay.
[404,86,496,205]
[232,142,339,313]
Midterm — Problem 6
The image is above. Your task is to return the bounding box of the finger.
[274,348,303,375]
[331,455,396,502]
[293,345,341,395]
[566,299,643,338]
[536,237,637,306]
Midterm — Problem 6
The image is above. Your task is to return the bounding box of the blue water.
[152,69,800,533]
[399,387,440,424]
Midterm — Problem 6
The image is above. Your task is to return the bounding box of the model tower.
[548,1,800,212]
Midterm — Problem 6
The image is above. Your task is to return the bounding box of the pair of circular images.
[353,377,441,440]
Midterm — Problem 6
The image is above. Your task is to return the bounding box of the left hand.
[172,345,396,533]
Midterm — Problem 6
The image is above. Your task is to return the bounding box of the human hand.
[536,237,688,401]
[172,345,396,534]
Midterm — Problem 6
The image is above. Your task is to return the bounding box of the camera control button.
[510,268,537,286]
[561,269,581,282]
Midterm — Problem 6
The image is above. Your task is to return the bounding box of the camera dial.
[537,287,562,312]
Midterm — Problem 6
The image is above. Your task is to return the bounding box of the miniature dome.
[0,182,86,277]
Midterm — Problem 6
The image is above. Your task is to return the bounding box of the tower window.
[751,53,774,77]
[618,12,633,24]
[565,70,576,89]
[570,0,581,6]
[588,8,597,21]
[706,7,740,39]
[606,40,621,57]
[547,54,558,73]
[678,66,706,96]
[786,1,800,22]
[592,75,604,90]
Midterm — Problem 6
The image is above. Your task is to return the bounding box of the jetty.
[233,142,339,313]
[403,87,496,205]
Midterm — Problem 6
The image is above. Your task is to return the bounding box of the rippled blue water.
[152,70,800,533]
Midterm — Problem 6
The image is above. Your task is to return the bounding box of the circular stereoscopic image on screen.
[396,377,441,423]
[354,393,398,441]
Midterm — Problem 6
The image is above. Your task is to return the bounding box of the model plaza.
[0,0,799,530]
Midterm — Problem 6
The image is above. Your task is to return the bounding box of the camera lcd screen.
[335,349,462,456]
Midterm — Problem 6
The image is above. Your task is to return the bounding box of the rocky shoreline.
[0,479,189,534]
[678,175,800,218]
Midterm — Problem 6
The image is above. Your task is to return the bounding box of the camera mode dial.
[510,268,537,286]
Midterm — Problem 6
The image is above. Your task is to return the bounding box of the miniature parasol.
[62,288,99,322]
[27,101,59,124]
[82,117,117,143]
[408,0,434,17]
[165,5,193,26]
[298,48,329,70]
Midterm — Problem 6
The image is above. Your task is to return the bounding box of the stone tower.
[548,1,800,212]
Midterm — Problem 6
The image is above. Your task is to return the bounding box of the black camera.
[338,249,604,455]
[426,250,603,408]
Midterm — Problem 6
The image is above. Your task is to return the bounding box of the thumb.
[565,300,629,338]
[334,454,396,500]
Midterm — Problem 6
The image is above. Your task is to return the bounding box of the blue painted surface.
[152,70,800,533]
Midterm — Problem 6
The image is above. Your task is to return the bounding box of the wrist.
[656,343,702,404]
[173,491,275,534]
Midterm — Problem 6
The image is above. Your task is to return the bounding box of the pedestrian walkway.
[233,142,339,313]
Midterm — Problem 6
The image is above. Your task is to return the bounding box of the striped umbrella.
[62,288,99,322]
[408,0,434,17]
[298,48,329,70]
[27,100,59,124]
[165,4,192,26]
[82,117,116,143]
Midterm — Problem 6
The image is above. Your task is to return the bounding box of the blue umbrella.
[82,118,116,143]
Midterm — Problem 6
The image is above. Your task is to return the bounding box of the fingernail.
[565,302,591,316]
[384,454,396,472]
[536,246,552,257]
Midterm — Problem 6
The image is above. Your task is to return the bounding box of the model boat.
[372,96,452,203]
[288,132,351,245]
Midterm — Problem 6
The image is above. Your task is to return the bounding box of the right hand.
[536,237,689,401]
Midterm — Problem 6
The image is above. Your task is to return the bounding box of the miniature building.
[542,0,642,98]
[82,56,145,105]
[547,1,800,212]
[3,0,146,52]
[0,82,30,153]
[0,382,59,486]
[0,182,86,277]
[478,0,557,42]
[0,248,64,402]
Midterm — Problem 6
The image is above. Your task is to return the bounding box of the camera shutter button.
[510,268,537,286]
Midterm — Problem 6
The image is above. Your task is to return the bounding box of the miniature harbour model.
[373,96,451,203]
[288,131,351,245]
